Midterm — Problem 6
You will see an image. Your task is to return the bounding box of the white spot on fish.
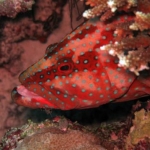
[96,29,100,33]
[93,70,97,73]
[106,87,110,90]
[128,78,133,82]
[46,79,50,82]
[88,48,92,52]
[55,76,59,79]
[114,90,118,94]
[72,84,76,87]
[105,80,109,83]
[71,97,75,101]
[89,42,93,45]
[69,74,72,78]
[84,69,88,72]
[48,92,52,95]
[67,36,71,39]
[64,59,68,62]
[96,63,100,67]
[96,78,99,82]
[82,43,86,47]
[80,52,84,55]
[100,94,104,98]
[82,80,86,83]
[84,60,88,64]
[94,56,98,60]
[62,76,66,79]
[89,84,93,88]
[76,60,80,64]
[102,36,106,39]
[85,34,88,37]
[72,48,76,51]
[36,102,40,106]
[59,82,63,86]
[47,71,50,75]
[82,89,86,92]
[101,72,105,76]
[64,94,68,98]
[75,69,78,72]
[97,87,101,90]
[57,91,60,94]
[96,40,100,44]
[89,93,93,96]
[86,26,90,29]
[67,50,71,53]
[66,80,69,84]
[76,38,80,41]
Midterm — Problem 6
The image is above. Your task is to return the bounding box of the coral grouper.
[11,17,150,110]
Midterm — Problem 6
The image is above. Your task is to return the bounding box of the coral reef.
[126,109,150,149]
[1,101,150,150]
[0,118,105,150]
[83,0,150,75]
[0,42,24,74]
[0,17,49,76]
[0,0,67,74]
[3,18,48,43]
[33,0,67,32]
[0,0,35,18]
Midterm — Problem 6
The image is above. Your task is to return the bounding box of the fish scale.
[11,16,150,110]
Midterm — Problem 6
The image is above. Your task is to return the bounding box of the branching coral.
[0,0,35,18]
[83,0,132,21]
[100,34,150,75]
[82,0,150,75]
[130,12,150,31]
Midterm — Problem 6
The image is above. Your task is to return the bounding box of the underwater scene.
[0,0,150,149]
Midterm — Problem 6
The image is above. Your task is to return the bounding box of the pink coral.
[0,0,35,18]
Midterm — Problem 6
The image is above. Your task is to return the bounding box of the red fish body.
[12,17,150,110]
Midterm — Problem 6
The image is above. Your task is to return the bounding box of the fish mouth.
[11,85,58,109]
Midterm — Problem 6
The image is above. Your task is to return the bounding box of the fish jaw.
[11,85,58,109]
[11,81,82,110]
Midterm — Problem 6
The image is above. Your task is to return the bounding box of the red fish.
[11,16,150,110]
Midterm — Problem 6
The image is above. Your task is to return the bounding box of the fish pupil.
[60,65,70,71]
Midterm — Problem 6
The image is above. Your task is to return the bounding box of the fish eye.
[60,65,70,71]
[57,58,74,74]
[58,62,74,75]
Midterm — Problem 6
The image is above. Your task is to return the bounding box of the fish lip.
[16,85,40,98]
[11,85,58,109]
[12,83,80,110]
